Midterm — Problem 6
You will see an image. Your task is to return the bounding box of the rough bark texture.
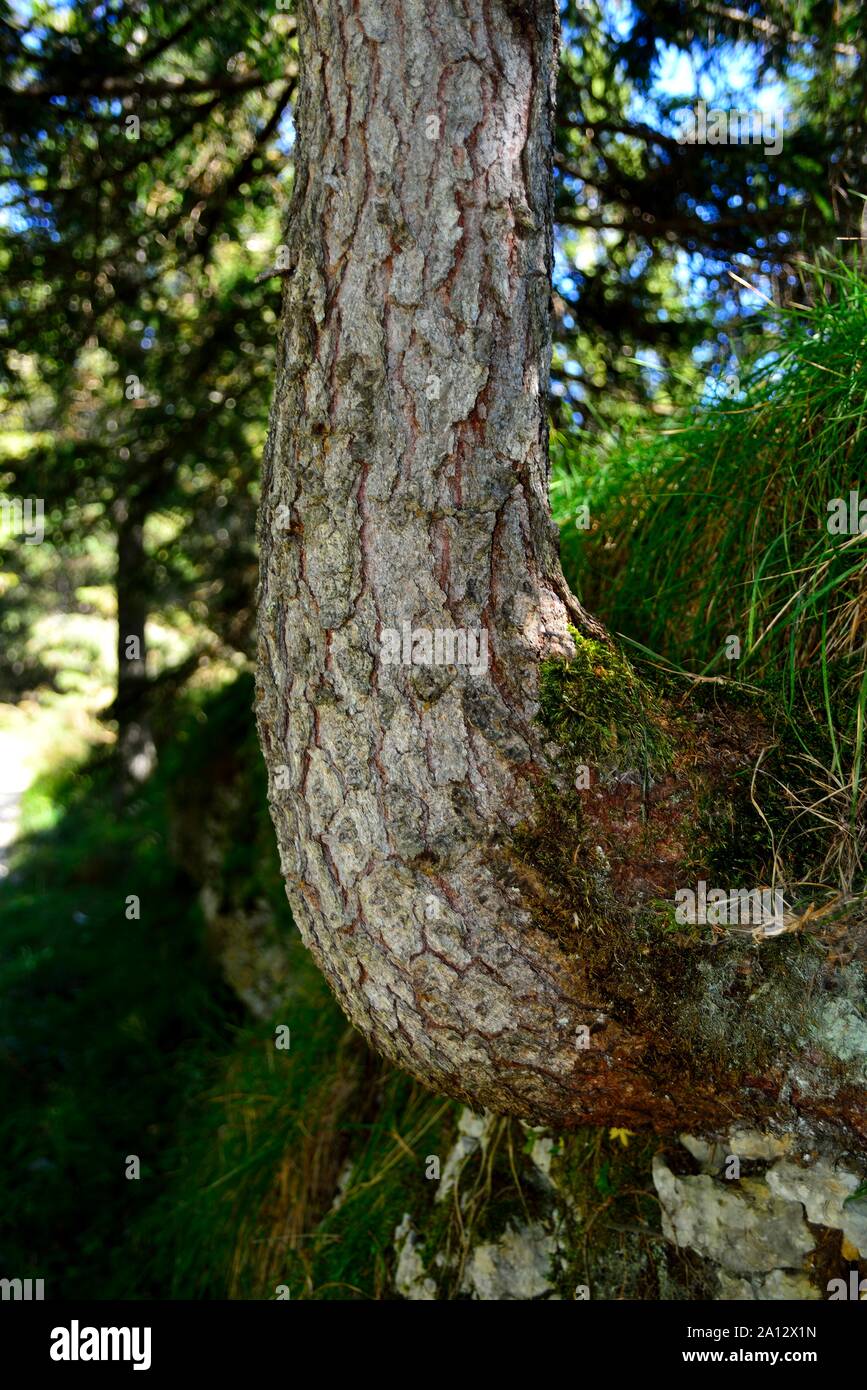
[256,0,866,1140]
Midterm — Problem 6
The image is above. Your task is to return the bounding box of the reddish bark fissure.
[255,0,865,1138]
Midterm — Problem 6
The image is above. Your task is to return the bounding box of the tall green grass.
[552,260,867,891]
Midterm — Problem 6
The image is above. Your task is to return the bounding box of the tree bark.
[114,497,156,786]
[256,0,866,1143]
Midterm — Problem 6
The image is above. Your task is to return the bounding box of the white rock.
[394,1214,437,1300]
[462,1222,556,1300]
[435,1106,495,1204]
[653,1155,814,1274]
[766,1159,867,1255]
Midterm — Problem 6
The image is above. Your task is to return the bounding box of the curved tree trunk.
[256,0,866,1144]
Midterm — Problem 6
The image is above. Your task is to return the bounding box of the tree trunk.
[114,497,156,786]
[256,0,866,1145]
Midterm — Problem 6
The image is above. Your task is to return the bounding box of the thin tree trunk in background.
[256,0,866,1144]
[114,497,156,787]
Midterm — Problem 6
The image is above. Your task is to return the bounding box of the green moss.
[507,630,682,942]
[504,633,684,950]
[509,783,605,940]
[502,636,842,1100]
[538,631,672,778]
